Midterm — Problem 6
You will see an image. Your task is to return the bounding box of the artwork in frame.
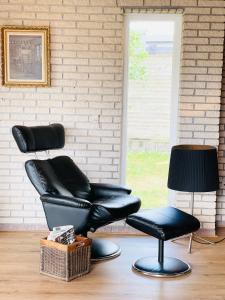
[1,26,50,87]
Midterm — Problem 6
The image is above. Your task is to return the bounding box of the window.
[122,14,182,208]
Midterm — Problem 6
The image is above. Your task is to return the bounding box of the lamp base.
[172,232,216,254]
[193,234,215,245]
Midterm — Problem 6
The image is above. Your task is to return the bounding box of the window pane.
[126,20,175,209]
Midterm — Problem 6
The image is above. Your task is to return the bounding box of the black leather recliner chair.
[12,123,141,260]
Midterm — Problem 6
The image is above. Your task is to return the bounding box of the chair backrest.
[12,124,91,200]
[25,156,91,199]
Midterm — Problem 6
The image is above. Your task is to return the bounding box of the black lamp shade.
[167,145,219,193]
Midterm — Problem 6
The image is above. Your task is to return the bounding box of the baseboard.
[198,228,216,237]
[96,224,142,235]
[0,223,48,231]
[100,225,218,237]
[0,223,140,234]
[0,223,221,237]
[216,226,225,236]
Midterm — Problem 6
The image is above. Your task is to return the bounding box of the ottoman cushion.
[126,206,200,241]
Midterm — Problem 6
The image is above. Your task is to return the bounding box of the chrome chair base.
[133,256,191,277]
[91,238,121,262]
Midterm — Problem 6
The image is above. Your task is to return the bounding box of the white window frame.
[121,14,182,204]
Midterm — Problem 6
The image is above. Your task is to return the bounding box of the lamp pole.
[190,192,194,216]
[188,192,214,253]
[188,192,195,253]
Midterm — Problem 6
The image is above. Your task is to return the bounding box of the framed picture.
[1,26,50,87]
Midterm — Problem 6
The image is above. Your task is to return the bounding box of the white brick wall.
[0,0,224,233]
[217,42,225,227]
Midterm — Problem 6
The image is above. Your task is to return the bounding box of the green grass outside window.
[126,152,169,209]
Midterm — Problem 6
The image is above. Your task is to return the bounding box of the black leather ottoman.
[126,206,200,277]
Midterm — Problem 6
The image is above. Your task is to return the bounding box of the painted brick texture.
[217,37,225,227]
[0,0,224,232]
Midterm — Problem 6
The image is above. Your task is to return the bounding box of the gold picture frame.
[1,26,50,87]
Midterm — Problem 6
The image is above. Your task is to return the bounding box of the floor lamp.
[167,145,219,253]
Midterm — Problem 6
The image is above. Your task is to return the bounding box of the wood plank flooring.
[0,232,224,300]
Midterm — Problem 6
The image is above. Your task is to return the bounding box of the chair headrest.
[12,123,65,153]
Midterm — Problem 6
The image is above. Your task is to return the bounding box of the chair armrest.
[40,194,92,209]
[90,183,131,199]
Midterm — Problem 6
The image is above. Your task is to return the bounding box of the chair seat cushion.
[89,195,141,230]
[126,206,200,241]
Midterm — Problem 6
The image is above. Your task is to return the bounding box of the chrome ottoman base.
[133,240,191,277]
[126,207,200,278]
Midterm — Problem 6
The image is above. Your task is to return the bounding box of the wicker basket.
[40,236,91,281]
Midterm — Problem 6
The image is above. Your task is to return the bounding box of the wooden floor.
[0,232,225,300]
